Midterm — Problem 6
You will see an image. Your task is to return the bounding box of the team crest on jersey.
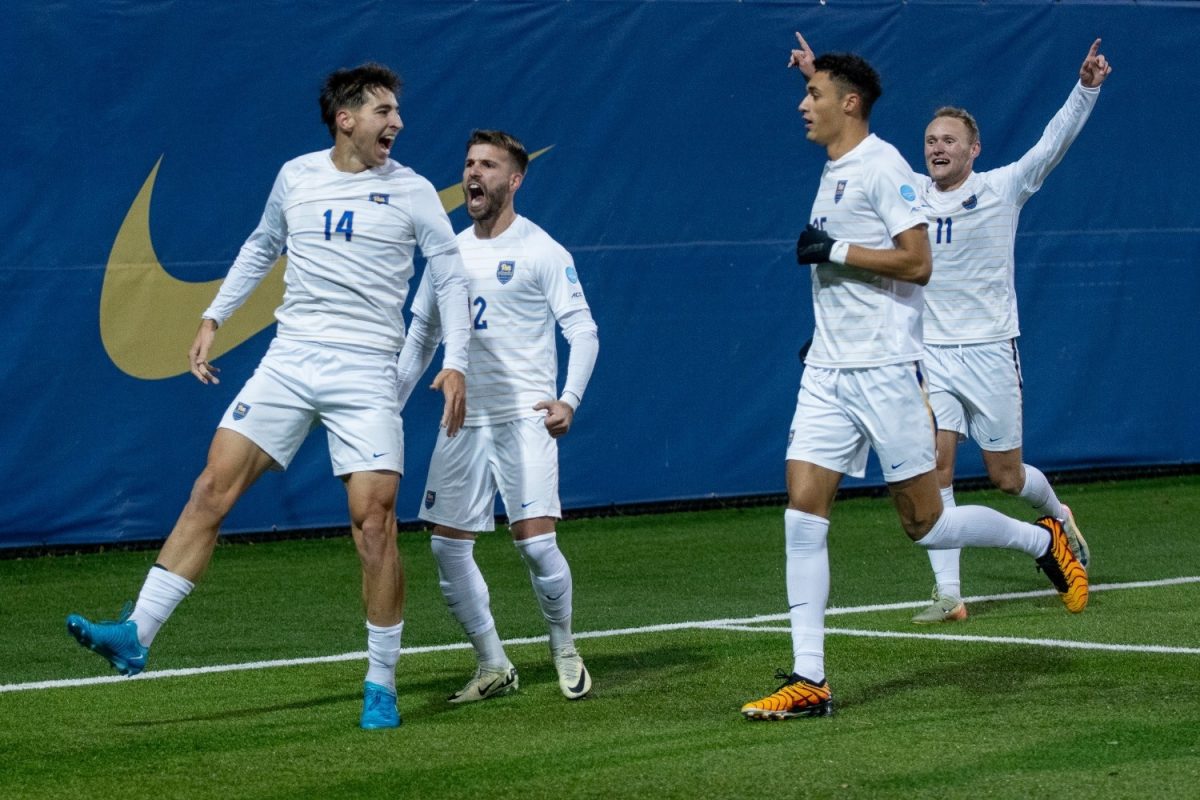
[961,194,978,210]
[565,266,579,284]
[232,402,251,420]
[899,184,917,202]
[424,490,437,509]
[497,260,515,284]
[834,180,847,204]
[369,193,390,205]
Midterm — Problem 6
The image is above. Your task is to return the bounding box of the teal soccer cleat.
[360,681,401,729]
[66,603,148,676]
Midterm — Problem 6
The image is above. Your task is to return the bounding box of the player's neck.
[473,207,518,239]
[825,123,869,161]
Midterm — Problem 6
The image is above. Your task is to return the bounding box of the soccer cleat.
[65,603,148,676]
[911,589,968,624]
[360,681,401,729]
[552,646,591,700]
[448,663,519,704]
[741,671,832,720]
[1034,516,1089,613]
[1060,504,1090,570]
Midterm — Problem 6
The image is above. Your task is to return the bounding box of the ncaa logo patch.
[424,490,437,509]
[565,266,579,284]
[232,402,251,421]
[497,260,515,284]
[899,184,916,202]
[834,180,847,204]
[962,194,978,210]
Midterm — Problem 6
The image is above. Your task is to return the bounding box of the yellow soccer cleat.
[1034,516,1089,613]
[741,671,832,720]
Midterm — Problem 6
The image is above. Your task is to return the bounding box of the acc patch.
[232,402,251,421]
[899,184,916,202]
[424,490,437,509]
[497,260,515,284]
[369,192,390,205]
[962,194,978,210]
[834,180,847,204]
[565,266,579,284]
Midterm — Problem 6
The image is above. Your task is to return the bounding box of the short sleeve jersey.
[804,134,928,368]
[411,215,589,425]
[204,150,458,352]
[920,82,1100,345]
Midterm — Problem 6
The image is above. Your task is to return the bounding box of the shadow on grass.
[120,691,360,726]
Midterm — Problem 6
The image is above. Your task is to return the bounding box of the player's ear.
[510,171,524,193]
[971,139,981,159]
[842,92,861,117]
[335,107,355,136]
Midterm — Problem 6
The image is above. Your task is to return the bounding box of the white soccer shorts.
[419,415,561,532]
[786,362,936,482]
[924,340,1024,452]
[218,338,404,476]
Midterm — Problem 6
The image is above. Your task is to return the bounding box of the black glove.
[795,224,836,264]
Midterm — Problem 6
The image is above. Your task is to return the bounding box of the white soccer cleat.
[553,646,592,700]
[447,663,519,704]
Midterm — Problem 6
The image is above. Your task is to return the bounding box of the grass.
[2,475,1198,799]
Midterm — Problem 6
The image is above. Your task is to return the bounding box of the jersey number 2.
[473,296,488,330]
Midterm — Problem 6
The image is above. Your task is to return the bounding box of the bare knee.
[901,511,939,542]
[988,462,1025,495]
[186,468,239,522]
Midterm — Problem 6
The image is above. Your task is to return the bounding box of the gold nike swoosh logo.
[101,147,551,380]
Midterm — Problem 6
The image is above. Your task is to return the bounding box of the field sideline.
[2,475,1198,798]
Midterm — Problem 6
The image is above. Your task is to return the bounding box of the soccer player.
[66,63,471,730]
[395,129,599,703]
[790,34,1109,623]
[739,48,1088,721]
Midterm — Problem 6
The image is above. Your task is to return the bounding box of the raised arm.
[788,31,817,80]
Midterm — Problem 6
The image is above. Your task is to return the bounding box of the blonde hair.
[931,107,980,144]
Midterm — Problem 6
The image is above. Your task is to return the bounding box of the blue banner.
[2,1,1196,547]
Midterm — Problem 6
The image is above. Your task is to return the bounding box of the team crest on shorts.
[834,180,847,203]
[232,402,251,420]
[497,260,515,284]
[424,490,437,509]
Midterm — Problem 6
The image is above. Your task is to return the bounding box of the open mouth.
[931,157,950,167]
[466,181,486,208]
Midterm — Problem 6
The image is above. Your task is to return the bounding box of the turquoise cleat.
[66,603,148,676]
[360,681,401,729]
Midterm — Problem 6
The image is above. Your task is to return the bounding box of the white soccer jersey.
[920,82,1100,344]
[203,149,461,353]
[804,134,928,368]
[410,215,591,425]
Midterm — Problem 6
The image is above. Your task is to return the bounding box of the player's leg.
[970,339,1088,566]
[321,343,408,728]
[422,426,517,703]
[344,469,404,727]
[67,352,303,676]
[742,367,850,720]
[502,418,588,699]
[914,347,968,622]
[892,474,1087,613]
[874,362,1088,613]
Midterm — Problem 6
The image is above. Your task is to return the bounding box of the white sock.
[515,532,574,652]
[129,564,194,648]
[918,505,1050,558]
[430,535,507,667]
[1018,464,1063,519]
[365,620,403,691]
[926,486,961,597]
[785,509,829,682]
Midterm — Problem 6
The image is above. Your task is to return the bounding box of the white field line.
[4,575,1198,695]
